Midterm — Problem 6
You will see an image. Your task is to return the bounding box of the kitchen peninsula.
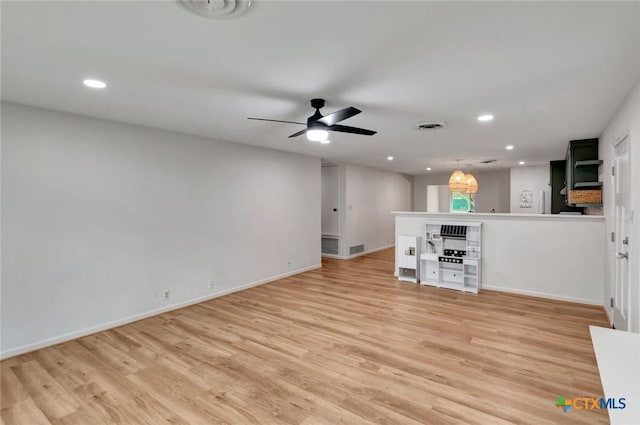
[393,212,605,305]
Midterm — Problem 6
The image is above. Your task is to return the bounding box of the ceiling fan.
[248,98,377,143]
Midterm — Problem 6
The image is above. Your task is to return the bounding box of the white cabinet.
[442,269,463,284]
[419,221,482,293]
[463,259,481,291]
[398,235,420,283]
[422,253,439,281]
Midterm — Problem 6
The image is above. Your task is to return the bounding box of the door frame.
[611,131,631,330]
[321,164,341,237]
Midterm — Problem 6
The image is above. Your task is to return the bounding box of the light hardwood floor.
[1,248,610,425]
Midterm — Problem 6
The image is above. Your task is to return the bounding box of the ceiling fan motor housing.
[310,98,325,109]
[308,99,327,126]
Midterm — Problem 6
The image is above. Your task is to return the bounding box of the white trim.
[322,244,395,260]
[611,131,629,148]
[321,253,348,260]
[0,264,322,360]
[321,164,341,236]
[392,211,604,221]
[481,284,603,306]
[604,305,613,326]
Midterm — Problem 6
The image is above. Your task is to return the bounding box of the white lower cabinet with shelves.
[418,221,482,293]
[420,256,480,293]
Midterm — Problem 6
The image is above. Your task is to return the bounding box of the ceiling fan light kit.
[248,98,376,143]
[307,128,329,142]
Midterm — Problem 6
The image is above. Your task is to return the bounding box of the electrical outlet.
[164,290,170,300]
[209,280,215,290]
[287,261,291,269]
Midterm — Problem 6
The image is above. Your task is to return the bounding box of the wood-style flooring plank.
[1,248,609,424]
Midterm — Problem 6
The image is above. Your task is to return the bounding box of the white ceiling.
[2,1,639,175]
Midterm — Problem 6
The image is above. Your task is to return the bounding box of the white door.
[321,166,340,235]
[612,135,631,330]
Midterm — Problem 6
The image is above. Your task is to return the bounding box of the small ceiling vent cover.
[417,121,447,131]
[180,0,252,19]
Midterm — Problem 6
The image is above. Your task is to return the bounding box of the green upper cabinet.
[565,138,602,206]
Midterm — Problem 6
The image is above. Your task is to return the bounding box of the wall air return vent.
[349,244,365,255]
[417,121,447,131]
[322,237,339,255]
[180,0,252,19]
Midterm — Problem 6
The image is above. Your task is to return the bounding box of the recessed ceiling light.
[320,139,330,145]
[83,79,107,89]
[426,167,432,171]
[477,114,494,122]
[519,161,526,165]
[387,156,394,161]
[505,145,514,150]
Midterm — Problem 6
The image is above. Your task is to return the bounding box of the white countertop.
[590,326,640,424]
[392,211,604,221]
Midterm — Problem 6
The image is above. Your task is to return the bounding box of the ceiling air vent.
[480,159,497,164]
[417,121,447,131]
[180,0,252,19]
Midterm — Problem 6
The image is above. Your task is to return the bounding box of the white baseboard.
[482,284,604,306]
[322,244,394,260]
[320,253,347,259]
[0,264,322,360]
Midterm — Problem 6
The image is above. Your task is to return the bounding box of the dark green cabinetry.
[550,160,582,214]
[565,138,602,207]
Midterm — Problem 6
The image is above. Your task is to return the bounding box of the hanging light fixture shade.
[448,170,468,192]
[465,173,478,194]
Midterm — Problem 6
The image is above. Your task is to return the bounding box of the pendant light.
[465,169,478,194]
[448,169,467,192]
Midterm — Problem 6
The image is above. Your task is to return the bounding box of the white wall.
[426,185,450,213]
[1,102,322,358]
[334,164,411,257]
[600,80,640,333]
[510,165,551,214]
[395,212,605,305]
[413,169,511,213]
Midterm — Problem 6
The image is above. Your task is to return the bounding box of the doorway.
[321,165,339,235]
[612,134,631,330]
[321,165,340,255]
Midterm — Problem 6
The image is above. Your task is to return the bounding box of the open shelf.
[574,181,603,188]
[398,267,418,283]
[574,203,603,208]
[574,160,603,168]
[565,139,601,208]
